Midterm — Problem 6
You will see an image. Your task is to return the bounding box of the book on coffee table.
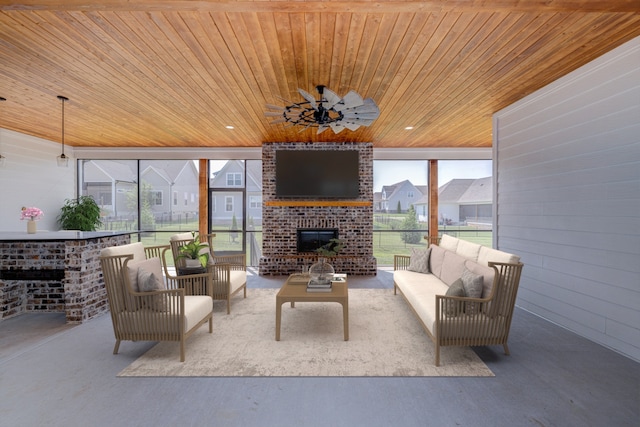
[306,285,332,292]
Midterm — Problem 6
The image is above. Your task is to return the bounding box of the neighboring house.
[82,160,200,224]
[209,160,262,229]
[140,161,200,223]
[82,160,137,219]
[456,176,492,227]
[437,178,492,225]
[377,180,425,213]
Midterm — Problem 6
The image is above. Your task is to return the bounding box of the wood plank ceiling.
[0,1,638,150]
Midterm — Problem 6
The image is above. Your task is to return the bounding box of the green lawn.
[115,216,492,267]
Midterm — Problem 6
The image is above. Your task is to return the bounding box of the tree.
[401,204,421,244]
[396,200,402,213]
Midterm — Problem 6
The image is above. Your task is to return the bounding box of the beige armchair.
[169,232,247,314]
[99,242,213,362]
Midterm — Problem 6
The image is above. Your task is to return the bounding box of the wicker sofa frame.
[394,253,523,367]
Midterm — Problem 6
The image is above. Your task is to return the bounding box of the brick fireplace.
[259,142,377,275]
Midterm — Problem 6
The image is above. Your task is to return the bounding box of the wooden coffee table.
[275,274,349,341]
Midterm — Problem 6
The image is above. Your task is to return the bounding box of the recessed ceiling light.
[225,125,234,129]
[404,126,414,130]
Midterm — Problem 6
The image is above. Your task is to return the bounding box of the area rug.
[118,288,494,377]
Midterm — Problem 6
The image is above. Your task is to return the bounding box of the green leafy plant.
[176,232,209,267]
[315,238,344,257]
[58,196,103,231]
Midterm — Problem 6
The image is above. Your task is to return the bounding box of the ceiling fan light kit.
[265,85,380,134]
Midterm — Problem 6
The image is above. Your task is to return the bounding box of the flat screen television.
[275,150,359,198]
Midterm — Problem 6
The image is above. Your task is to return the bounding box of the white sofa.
[394,234,523,366]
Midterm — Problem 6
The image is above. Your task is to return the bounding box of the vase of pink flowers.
[21,206,44,234]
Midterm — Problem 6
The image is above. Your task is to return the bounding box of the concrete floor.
[0,269,638,427]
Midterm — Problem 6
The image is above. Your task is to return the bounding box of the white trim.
[73,146,492,160]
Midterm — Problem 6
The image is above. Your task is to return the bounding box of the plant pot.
[185,258,202,268]
[27,220,37,234]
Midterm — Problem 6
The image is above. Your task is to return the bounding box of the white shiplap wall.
[494,37,640,361]
[0,129,75,231]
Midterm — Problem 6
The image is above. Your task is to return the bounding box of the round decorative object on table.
[27,220,37,234]
[308,257,335,285]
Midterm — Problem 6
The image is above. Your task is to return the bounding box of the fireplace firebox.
[297,228,339,253]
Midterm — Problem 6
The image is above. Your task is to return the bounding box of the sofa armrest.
[394,255,411,270]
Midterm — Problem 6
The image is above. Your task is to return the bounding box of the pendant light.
[56,95,69,167]
[0,96,6,166]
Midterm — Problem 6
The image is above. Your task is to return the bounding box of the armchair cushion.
[100,241,147,262]
[230,270,247,294]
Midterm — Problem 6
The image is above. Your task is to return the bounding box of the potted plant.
[58,195,103,231]
[315,238,344,257]
[176,232,209,267]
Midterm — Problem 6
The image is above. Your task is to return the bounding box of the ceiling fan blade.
[317,124,330,134]
[343,121,362,131]
[269,118,287,124]
[333,90,364,111]
[297,88,317,110]
[329,122,346,134]
[265,104,285,111]
[264,111,285,117]
[342,112,379,120]
[321,87,341,110]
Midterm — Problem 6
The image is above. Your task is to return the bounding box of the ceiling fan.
[265,85,380,134]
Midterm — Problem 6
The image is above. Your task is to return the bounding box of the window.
[173,191,178,206]
[184,192,188,206]
[249,195,261,209]
[150,190,163,206]
[227,172,242,186]
[225,196,233,212]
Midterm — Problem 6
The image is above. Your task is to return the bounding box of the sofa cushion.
[428,245,446,278]
[394,270,448,336]
[439,234,459,252]
[456,239,482,261]
[477,246,520,266]
[439,250,468,286]
[444,278,465,317]
[408,247,431,274]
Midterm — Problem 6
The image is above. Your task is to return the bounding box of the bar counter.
[0,231,132,323]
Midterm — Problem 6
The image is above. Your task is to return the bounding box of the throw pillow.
[461,266,483,314]
[137,267,169,312]
[407,247,431,274]
[444,278,465,317]
[137,268,164,292]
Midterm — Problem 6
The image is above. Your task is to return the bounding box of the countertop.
[0,231,133,241]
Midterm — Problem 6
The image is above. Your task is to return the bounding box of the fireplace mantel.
[265,200,371,207]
